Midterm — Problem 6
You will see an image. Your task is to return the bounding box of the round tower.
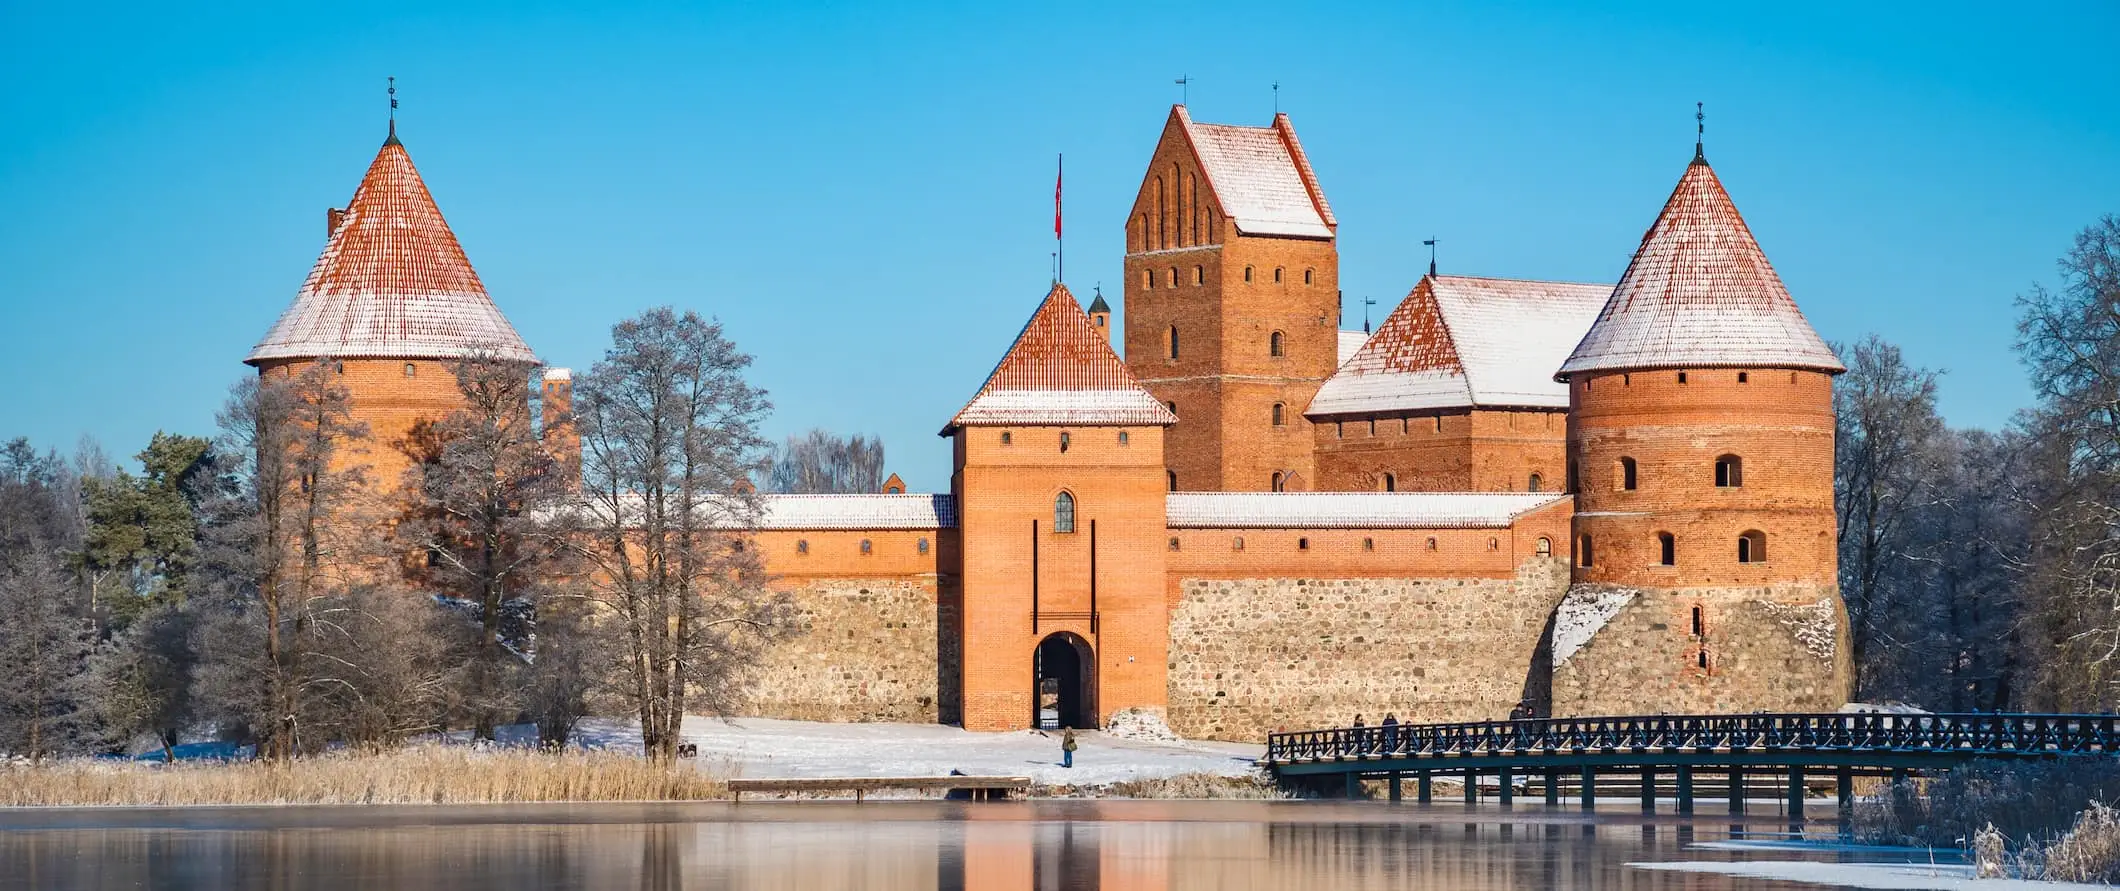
[1548,143,1852,715]
[245,119,540,492]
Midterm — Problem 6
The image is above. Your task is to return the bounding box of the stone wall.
[1549,583,1852,716]
[742,577,958,723]
[1166,556,1571,741]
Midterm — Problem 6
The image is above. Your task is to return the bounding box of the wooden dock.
[727,775,1032,802]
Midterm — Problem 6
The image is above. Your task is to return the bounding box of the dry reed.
[0,746,729,807]
[1096,771,1286,799]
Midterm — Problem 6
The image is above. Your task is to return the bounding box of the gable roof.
[757,494,955,530]
[942,283,1178,433]
[1308,275,1610,417]
[1169,106,1335,240]
[246,126,536,365]
[1559,153,1842,378]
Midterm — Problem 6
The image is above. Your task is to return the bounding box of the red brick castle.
[246,108,1851,740]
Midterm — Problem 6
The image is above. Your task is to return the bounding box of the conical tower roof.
[246,125,536,365]
[1558,153,1841,378]
[942,283,1177,433]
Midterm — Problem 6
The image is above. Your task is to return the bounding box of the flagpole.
[1055,153,1064,284]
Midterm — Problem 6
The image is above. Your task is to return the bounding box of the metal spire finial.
[1694,101,1705,163]
[385,76,401,145]
[1423,237,1438,277]
[1272,81,1279,115]
[1363,296,1377,334]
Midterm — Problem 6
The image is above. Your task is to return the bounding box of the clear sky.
[3,1,2115,489]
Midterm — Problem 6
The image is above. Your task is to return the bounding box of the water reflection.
[0,801,1881,890]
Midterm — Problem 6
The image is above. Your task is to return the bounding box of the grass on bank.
[1857,761,2120,883]
[0,746,730,807]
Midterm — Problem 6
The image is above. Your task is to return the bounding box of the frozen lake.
[0,799,2011,890]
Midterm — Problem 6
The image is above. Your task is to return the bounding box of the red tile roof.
[1173,107,1336,240]
[1309,275,1609,416]
[943,283,1177,432]
[1559,155,1841,378]
[246,128,536,364]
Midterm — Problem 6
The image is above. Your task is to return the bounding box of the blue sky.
[2,2,2115,489]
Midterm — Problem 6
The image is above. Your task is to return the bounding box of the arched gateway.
[1034,632,1095,729]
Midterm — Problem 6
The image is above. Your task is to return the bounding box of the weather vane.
[1175,75,1190,106]
[1423,237,1439,276]
[1272,81,1279,115]
[1363,296,1377,334]
[1695,101,1705,161]
[389,76,398,122]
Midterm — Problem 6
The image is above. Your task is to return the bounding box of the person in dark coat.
[1381,713,1400,753]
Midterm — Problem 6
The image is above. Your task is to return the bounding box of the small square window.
[1168,537,1180,551]
[1118,431,1130,445]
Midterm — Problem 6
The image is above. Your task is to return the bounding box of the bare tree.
[0,541,94,761]
[1834,336,1950,695]
[571,308,789,760]
[761,430,886,494]
[2013,215,2120,708]
[399,354,573,740]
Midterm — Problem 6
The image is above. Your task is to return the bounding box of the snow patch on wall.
[1758,598,1839,662]
[1104,707,1180,743]
[1552,584,1639,666]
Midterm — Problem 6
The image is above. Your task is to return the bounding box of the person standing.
[1061,728,1078,769]
[1381,713,1400,754]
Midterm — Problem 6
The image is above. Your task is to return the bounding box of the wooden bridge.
[1263,712,2119,817]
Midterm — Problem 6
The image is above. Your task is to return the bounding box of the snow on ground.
[1630,860,2111,890]
[562,716,1262,786]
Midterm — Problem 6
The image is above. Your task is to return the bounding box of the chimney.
[540,367,579,490]
[326,207,347,238]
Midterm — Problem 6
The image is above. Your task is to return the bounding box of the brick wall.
[257,356,472,495]
[1312,408,1567,493]
[1122,112,1338,493]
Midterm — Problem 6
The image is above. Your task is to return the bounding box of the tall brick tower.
[1548,139,1852,715]
[1122,106,1338,493]
[245,118,541,492]
[944,283,1178,732]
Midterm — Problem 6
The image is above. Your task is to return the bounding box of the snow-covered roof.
[1337,330,1369,366]
[1175,107,1335,240]
[1166,492,1568,529]
[247,126,535,364]
[758,494,956,530]
[1308,275,1610,417]
[1558,153,1842,378]
[944,283,1177,432]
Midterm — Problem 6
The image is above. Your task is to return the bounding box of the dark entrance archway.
[1034,632,1095,730]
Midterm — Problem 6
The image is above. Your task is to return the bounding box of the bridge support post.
[1344,771,1361,800]
[1787,767,1805,824]
[1729,768,1745,815]
[1545,768,1559,806]
[1389,772,1402,803]
[1677,765,1694,815]
[1837,765,1854,824]
[1418,771,1432,804]
[1498,768,1513,807]
[1464,769,1477,804]
[1641,768,1656,814]
[1580,766,1595,811]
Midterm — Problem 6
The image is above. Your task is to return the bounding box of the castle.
[245,106,1852,741]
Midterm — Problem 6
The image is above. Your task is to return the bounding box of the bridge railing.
[1263,713,2120,765]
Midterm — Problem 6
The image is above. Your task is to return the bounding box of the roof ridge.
[942,283,1176,433]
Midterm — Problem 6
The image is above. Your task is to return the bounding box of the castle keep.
[247,107,1852,741]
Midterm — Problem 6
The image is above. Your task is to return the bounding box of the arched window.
[1167,469,1177,491]
[1658,532,1676,566]
[1058,431,1070,453]
[1165,401,1177,416]
[1143,268,1154,288]
[1270,331,1285,357]
[1168,326,1180,360]
[796,539,809,555]
[1168,266,1179,288]
[1298,537,1310,551]
[1271,472,1286,492]
[1738,371,1750,383]
[1578,535,1595,567]
[860,539,873,555]
[1691,605,1705,636]
[1232,536,1245,551]
[918,537,930,555]
[1117,431,1129,446]
[1363,537,1375,551]
[1619,457,1638,491]
[1054,492,1077,534]
[1001,431,1013,445]
[404,362,417,377]
[1426,537,1438,550]
[1382,473,1396,492]
[1678,371,1689,384]
[1716,455,1743,488]
[1193,265,1204,285]
[1303,268,1314,285]
[1528,472,1544,493]
[1273,267,1284,283]
[1168,537,1180,551]
[1535,537,1552,557]
[1738,530,1766,563]
[1271,403,1285,426]
[1244,265,1254,282]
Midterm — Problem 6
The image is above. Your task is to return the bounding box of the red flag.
[1054,155,1063,239]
